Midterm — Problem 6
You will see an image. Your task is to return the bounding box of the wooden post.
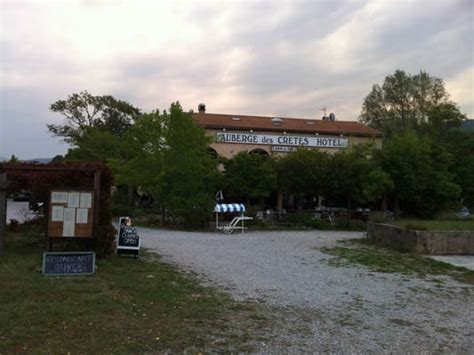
[0,172,7,256]
[94,171,101,228]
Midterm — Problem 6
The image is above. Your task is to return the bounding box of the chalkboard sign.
[42,252,96,276]
[117,217,140,255]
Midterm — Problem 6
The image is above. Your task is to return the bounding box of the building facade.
[192,105,382,159]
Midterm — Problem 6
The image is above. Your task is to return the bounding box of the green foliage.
[48,90,141,144]
[50,155,65,163]
[109,111,164,194]
[421,103,467,141]
[65,128,122,162]
[159,103,218,227]
[380,131,460,217]
[274,144,391,213]
[111,104,218,227]
[7,155,19,164]
[223,152,277,204]
[360,70,465,137]
[276,149,329,197]
[328,144,392,207]
[444,129,474,208]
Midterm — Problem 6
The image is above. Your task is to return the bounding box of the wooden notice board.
[48,189,95,238]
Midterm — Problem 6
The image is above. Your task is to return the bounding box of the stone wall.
[367,222,474,255]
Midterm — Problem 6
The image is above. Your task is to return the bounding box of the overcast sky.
[1,0,473,159]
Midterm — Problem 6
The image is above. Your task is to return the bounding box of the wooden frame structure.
[0,164,102,255]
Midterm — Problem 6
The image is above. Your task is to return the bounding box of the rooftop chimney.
[198,103,206,113]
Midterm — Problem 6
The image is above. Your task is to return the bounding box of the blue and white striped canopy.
[214,203,246,213]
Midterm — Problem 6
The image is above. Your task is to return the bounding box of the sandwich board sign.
[42,251,96,276]
[117,217,140,256]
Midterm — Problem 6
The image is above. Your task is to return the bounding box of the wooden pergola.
[0,164,102,256]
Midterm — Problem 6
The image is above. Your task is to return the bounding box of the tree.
[360,70,465,137]
[48,91,141,144]
[223,152,277,206]
[66,128,122,162]
[276,149,329,207]
[421,103,467,142]
[7,155,19,164]
[110,111,165,197]
[444,128,474,208]
[158,103,218,227]
[380,131,460,217]
[328,144,392,220]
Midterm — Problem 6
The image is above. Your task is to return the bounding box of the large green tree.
[380,131,460,217]
[49,91,142,206]
[158,103,218,227]
[360,70,465,137]
[111,104,218,226]
[276,149,329,200]
[108,110,165,203]
[48,91,141,144]
[223,152,277,206]
[65,128,122,162]
[328,144,392,216]
[444,128,474,208]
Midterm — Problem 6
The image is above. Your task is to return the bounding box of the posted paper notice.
[63,208,76,237]
[51,206,64,222]
[51,191,68,203]
[67,192,80,208]
[76,208,88,224]
[80,192,92,208]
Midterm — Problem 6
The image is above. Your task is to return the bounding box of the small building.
[192,104,382,159]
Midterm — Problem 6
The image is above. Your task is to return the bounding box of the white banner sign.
[216,132,348,148]
[271,146,297,152]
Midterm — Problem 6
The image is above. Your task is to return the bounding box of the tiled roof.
[192,112,382,137]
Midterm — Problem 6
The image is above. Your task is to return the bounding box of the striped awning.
[214,203,246,213]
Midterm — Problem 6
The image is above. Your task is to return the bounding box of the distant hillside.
[0,157,53,164]
[460,119,474,130]
[23,158,53,164]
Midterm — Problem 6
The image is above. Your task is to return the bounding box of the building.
[192,104,382,159]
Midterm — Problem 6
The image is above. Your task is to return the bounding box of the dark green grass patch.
[0,231,269,353]
[320,238,474,285]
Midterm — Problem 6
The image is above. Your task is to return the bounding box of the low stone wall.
[367,222,474,255]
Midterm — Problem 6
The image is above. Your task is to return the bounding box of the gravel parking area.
[137,227,473,353]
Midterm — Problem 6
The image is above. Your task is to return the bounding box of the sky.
[0,0,473,159]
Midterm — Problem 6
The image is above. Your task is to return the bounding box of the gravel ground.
[137,227,474,353]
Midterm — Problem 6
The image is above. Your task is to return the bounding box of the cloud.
[0,0,473,158]
[446,66,474,117]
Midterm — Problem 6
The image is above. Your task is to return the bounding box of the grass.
[392,218,474,231]
[0,229,269,353]
[320,238,474,285]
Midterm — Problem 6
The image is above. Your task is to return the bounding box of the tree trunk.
[277,191,283,212]
[127,185,134,207]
